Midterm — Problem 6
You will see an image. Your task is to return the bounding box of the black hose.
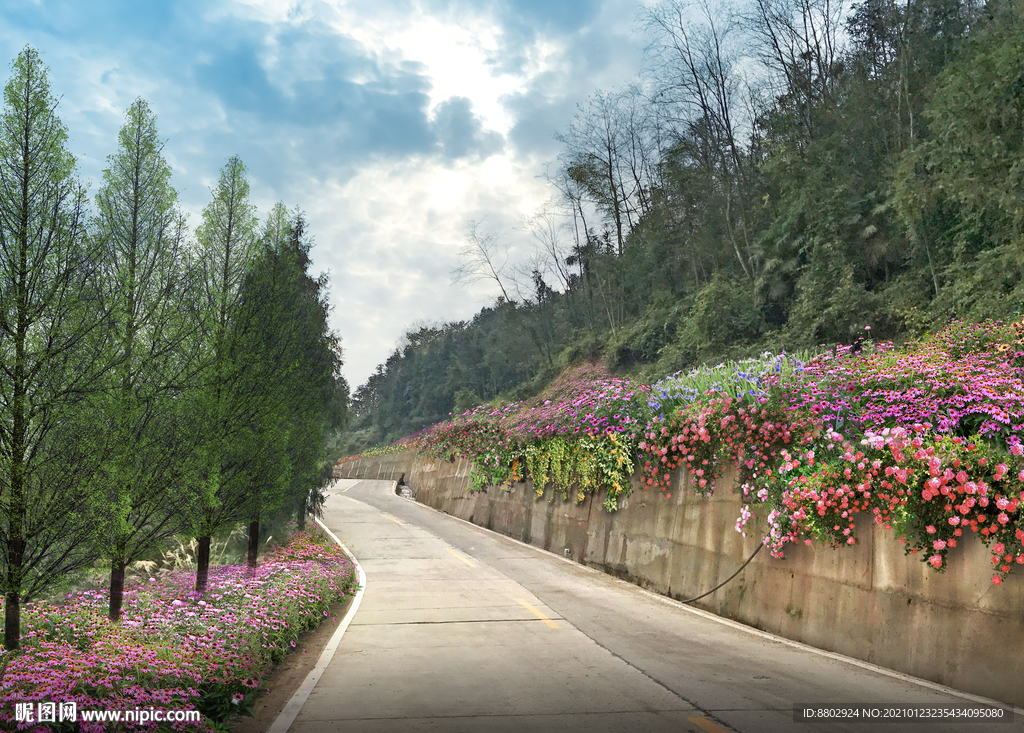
[678,537,767,604]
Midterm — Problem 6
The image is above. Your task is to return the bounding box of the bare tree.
[554,87,662,256]
[451,219,516,303]
[452,220,563,363]
[544,163,593,260]
[640,0,760,280]
[742,0,847,140]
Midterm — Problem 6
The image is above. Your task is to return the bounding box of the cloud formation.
[0,0,647,387]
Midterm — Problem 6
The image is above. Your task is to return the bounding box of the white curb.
[266,517,366,733]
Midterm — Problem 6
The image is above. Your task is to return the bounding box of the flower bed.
[410,319,1024,584]
[336,444,407,462]
[0,529,358,731]
[414,363,649,509]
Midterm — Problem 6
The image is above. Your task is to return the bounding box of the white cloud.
[306,144,553,386]
[0,0,648,391]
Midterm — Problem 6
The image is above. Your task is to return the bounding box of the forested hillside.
[341,0,1024,451]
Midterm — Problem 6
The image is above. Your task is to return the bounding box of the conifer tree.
[0,47,105,649]
[89,98,198,620]
[189,155,260,594]
[233,205,343,564]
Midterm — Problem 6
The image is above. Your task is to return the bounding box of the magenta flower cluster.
[763,321,1024,438]
[1,530,357,732]
[415,363,650,460]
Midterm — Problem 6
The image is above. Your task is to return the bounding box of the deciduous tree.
[89,98,198,620]
[0,47,105,649]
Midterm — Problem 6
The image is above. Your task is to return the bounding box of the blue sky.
[1,0,647,388]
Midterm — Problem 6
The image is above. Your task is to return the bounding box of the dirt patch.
[228,595,355,733]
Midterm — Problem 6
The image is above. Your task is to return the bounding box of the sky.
[0,0,650,389]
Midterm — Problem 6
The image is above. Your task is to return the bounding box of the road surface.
[286,478,1021,733]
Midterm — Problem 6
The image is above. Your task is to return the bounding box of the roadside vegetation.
[342,0,1024,455]
[0,528,357,731]
[0,42,349,672]
[411,318,1024,584]
[339,0,1024,585]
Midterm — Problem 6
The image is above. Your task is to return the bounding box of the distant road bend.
[284,478,1023,733]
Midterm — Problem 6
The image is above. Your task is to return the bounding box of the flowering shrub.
[762,321,1024,438]
[638,395,824,495]
[741,426,1024,577]
[407,318,1024,583]
[413,363,649,509]
[0,529,358,731]
[639,318,1024,584]
[648,351,813,416]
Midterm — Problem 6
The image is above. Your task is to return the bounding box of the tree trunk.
[296,495,307,532]
[109,559,126,621]
[195,535,211,595]
[4,591,20,652]
[247,520,259,570]
[4,536,25,651]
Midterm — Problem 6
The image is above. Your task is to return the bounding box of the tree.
[894,0,1024,318]
[743,0,847,142]
[272,211,345,531]
[188,155,261,595]
[452,220,515,303]
[89,98,197,621]
[640,0,763,283]
[554,88,659,256]
[232,204,340,566]
[0,47,105,649]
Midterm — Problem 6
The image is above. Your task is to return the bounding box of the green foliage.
[894,0,1024,320]
[783,240,885,346]
[0,46,106,648]
[341,0,1024,487]
[88,96,198,619]
[0,48,349,650]
[672,276,764,365]
[184,155,265,587]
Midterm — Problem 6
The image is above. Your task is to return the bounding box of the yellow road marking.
[688,717,731,733]
[445,547,476,567]
[516,599,559,629]
[381,513,404,525]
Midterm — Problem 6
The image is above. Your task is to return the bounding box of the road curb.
[266,515,367,733]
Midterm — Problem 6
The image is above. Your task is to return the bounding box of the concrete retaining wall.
[336,450,1024,707]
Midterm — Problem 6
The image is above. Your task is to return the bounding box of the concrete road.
[290,479,1022,733]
